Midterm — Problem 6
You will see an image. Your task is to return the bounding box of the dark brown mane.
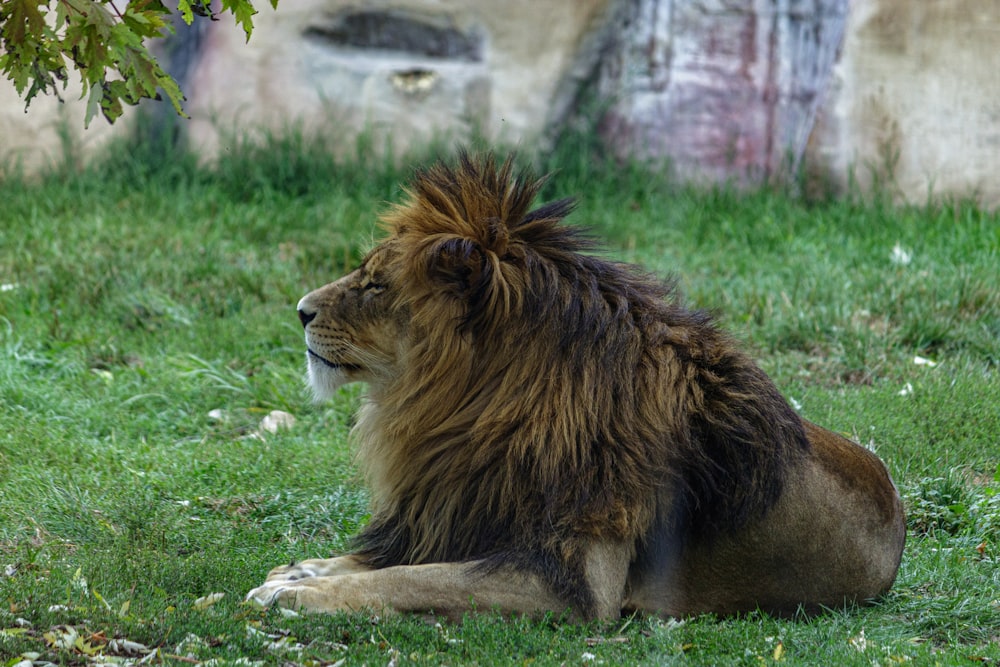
[353,151,809,616]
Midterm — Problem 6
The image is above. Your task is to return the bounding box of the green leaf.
[157,67,187,116]
[0,0,53,99]
[219,0,260,41]
[176,0,193,24]
[121,4,172,40]
[99,80,125,124]
[1,0,47,48]
[84,75,103,126]
[2,0,275,123]
[176,0,212,25]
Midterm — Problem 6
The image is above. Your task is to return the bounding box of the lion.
[246,151,906,621]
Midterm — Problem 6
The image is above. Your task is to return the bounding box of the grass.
[1,131,998,666]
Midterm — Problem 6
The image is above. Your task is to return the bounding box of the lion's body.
[248,153,906,620]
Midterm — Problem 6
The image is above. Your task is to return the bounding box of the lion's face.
[296,244,409,399]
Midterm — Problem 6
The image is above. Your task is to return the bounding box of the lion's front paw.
[246,559,361,610]
[245,580,324,612]
[262,555,370,584]
[245,576,378,615]
[262,560,326,584]
[245,567,326,609]
[245,581,292,609]
[262,563,304,583]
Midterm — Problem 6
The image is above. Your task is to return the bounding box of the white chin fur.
[306,355,350,401]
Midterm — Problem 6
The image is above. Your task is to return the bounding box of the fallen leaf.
[108,637,152,654]
[71,567,88,594]
[43,625,79,649]
[90,368,114,383]
[73,634,106,656]
[585,636,629,646]
[193,592,225,610]
[1,627,31,636]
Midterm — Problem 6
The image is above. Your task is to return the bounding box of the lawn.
[1,134,998,666]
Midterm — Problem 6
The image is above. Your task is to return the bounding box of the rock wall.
[182,0,614,159]
[1,0,999,207]
[808,0,1000,206]
[596,0,848,185]
[0,75,128,177]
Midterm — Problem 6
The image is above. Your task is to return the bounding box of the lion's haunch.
[249,151,906,621]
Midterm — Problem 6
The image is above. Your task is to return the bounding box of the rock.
[259,410,296,434]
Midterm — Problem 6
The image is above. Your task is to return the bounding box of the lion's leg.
[247,542,631,621]
[247,561,566,620]
[261,555,371,583]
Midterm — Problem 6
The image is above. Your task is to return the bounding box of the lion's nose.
[298,308,317,328]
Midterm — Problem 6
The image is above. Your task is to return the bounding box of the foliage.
[0,0,278,126]
[905,470,1000,541]
[0,134,998,664]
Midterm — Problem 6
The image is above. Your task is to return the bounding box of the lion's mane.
[350,153,809,616]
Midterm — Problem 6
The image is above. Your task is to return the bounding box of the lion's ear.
[425,236,490,299]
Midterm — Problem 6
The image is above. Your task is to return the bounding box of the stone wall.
[596,0,849,185]
[807,0,1000,206]
[1,0,998,207]
[0,71,128,176]
[182,0,613,159]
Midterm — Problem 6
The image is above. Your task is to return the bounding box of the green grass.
[1,133,999,666]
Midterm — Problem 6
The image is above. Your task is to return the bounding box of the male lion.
[247,152,906,621]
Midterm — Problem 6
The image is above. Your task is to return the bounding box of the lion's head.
[296,240,409,400]
[297,152,584,404]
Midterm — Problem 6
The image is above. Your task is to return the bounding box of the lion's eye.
[361,279,387,293]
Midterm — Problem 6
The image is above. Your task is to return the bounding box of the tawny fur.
[247,152,906,620]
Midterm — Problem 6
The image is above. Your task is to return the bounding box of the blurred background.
[2,0,998,207]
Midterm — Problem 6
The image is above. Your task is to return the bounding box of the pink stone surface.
[597,0,847,184]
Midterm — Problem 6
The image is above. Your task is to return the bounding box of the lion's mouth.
[308,349,362,372]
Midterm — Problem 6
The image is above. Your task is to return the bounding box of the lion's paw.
[260,556,367,583]
[262,562,320,583]
[245,581,292,609]
[246,576,374,615]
